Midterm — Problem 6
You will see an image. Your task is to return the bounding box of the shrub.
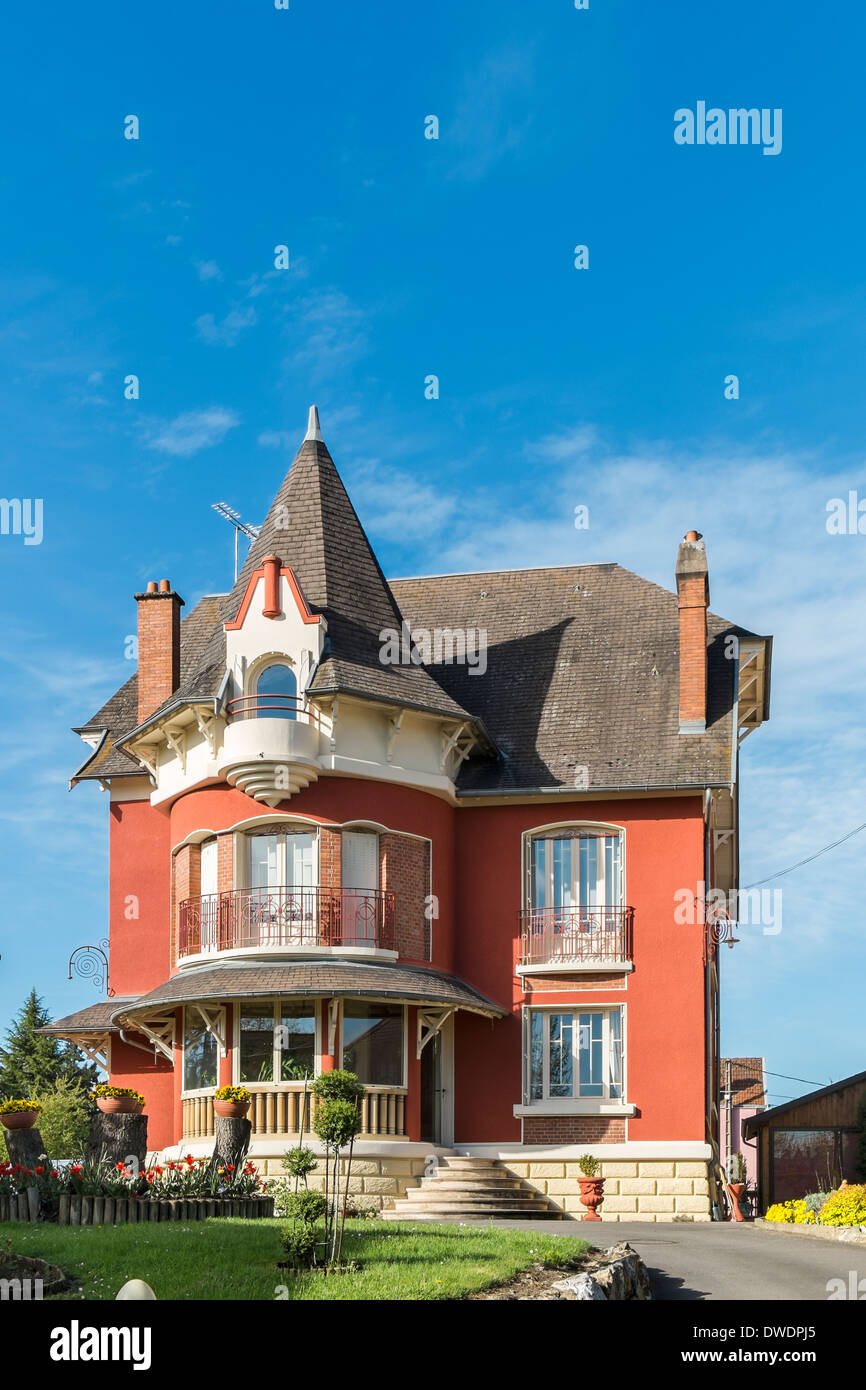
[730,1153,747,1185]
[313,1098,362,1150]
[765,1199,815,1224]
[818,1184,866,1227]
[801,1190,832,1213]
[578,1154,600,1178]
[284,1189,328,1225]
[31,1078,89,1159]
[280,1223,319,1269]
[282,1146,318,1184]
[311,1070,365,1105]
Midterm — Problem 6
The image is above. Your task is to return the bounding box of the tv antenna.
[212,502,261,581]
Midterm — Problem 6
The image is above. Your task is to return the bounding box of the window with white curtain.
[527,1008,623,1101]
[246,828,317,888]
[529,829,623,909]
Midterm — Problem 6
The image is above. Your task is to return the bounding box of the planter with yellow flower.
[90,1085,145,1116]
[213,1085,251,1119]
[0,1099,42,1131]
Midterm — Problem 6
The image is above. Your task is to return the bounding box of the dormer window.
[256,662,297,719]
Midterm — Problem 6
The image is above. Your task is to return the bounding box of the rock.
[551,1273,607,1300]
[592,1243,652,1301]
[116,1279,157,1301]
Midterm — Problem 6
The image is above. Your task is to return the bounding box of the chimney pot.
[684,529,702,542]
[262,555,282,620]
[159,579,170,593]
[146,581,158,594]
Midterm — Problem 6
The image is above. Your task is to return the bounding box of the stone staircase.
[382,1155,562,1222]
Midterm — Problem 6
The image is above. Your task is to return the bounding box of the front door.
[420,1032,443,1145]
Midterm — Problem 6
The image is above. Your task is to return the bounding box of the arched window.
[255,663,297,719]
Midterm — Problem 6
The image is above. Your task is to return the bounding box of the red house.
[47,408,772,1220]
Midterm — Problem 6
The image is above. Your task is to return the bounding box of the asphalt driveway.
[491,1220,866,1300]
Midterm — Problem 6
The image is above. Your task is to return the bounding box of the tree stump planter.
[5,1125,47,1169]
[86,1112,148,1174]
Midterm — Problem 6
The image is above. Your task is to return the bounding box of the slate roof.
[391,566,759,792]
[72,413,769,794]
[37,998,138,1036]
[109,959,507,1018]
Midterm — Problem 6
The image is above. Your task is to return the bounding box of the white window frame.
[241,824,321,890]
[232,997,321,1088]
[181,1005,223,1097]
[523,821,625,911]
[523,1005,626,1109]
[339,998,408,1092]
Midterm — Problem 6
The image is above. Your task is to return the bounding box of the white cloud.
[286,290,367,377]
[194,259,222,282]
[448,44,537,181]
[196,306,257,346]
[144,406,240,457]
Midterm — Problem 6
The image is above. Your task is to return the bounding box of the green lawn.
[0,1218,589,1301]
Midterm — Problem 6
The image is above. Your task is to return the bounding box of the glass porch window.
[342,1001,404,1086]
[183,1011,218,1091]
[527,1008,623,1102]
[238,1000,317,1083]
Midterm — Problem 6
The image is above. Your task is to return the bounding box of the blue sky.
[1,1,864,1105]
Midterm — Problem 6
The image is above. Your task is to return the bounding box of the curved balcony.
[518,906,634,973]
[177,885,396,962]
[217,697,323,805]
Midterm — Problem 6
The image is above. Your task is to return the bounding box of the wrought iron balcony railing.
[518,906,634,968]
[225,694,324,725]
[177,886,396,959]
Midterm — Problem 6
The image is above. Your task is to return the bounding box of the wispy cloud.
[143,406,240,457]
[284,289,367,378]
[195,306,257,346]
[194,259,222,282]
[447,44,537,181]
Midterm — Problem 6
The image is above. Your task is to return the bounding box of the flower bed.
[0,1153,272,1224]
[765,1183,866,1228]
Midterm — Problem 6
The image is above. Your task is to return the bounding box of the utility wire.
[764,1069,827,1087]
[743,820,866,888]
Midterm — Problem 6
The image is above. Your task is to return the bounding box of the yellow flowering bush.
[214,1085,251,1103]
[765,1199,814,1224]
[817,1184,866,1227]
[0,1098,41,1115]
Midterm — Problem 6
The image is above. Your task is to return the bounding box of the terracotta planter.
[728,1182,747,1222]
[213,1099,250,1119]
[0,1110,39,1130]
[577,1176,605,1221]
[96,1096,144,1115]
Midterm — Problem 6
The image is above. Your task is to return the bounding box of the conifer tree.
[0,988,99,1097]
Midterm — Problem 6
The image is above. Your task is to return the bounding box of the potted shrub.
[577,1153,605,1221]
[213,1085,251,1119]
[728,1152,748,1221]
[89,1085,145,1116]
[0,1099,41,1130]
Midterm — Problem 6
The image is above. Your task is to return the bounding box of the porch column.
[405,1006,422,1141]
[319,998,338,1072]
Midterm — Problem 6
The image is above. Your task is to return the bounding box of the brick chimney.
[675,531,709,734]
[135,579,184,724]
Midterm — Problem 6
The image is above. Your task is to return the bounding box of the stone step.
[383,1204,562,1222]
[438,1156,499,1168]
[399,1192,550,1208]
[418,1176,525,1190]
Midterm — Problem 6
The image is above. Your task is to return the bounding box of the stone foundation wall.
[506,1158,712,1221]
[261,1153,430,1212]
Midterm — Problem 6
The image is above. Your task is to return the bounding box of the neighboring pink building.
[720,1056,767,1188]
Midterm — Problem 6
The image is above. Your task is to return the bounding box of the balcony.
[177,886,396,961]
[216,696,323,806]
[518,906,634,973]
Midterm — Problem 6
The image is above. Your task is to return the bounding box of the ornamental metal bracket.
[67,941,112,994]
[193,1003,227,1057]
[416,1008,454,1059]
[704,909,739,962]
